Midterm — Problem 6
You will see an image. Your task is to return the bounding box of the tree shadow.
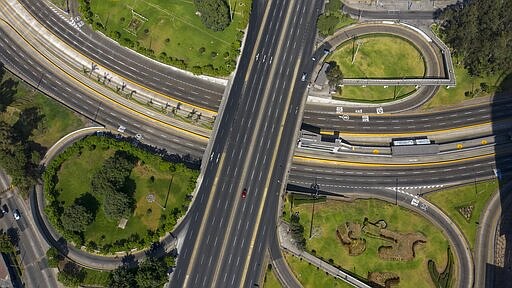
[487,70,512,287]
[121,253,138,268]
[6,227,19,247]
[12,107,45,141]
[0,77,18,112]
[75,192,100,218]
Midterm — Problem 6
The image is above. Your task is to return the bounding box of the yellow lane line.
[239,0,303,284]
[211,0,286,284]
[293,153,495,167]
[339,122,494,137]
[0,17,209,141]
[182,155,226,287]
[8,0,217,115]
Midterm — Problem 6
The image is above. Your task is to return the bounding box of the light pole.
[395,177,398,205]
[309,178,319,239]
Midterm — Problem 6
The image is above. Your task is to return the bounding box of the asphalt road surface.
[0,187,58,288]
[170,0,322,286]
[19,0,225,111]
[0,26,207,158]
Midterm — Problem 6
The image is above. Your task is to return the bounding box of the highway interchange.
[0,0,511,287]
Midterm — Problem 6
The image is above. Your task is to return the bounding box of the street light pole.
[395,177,398,205]
[309,178,319,239]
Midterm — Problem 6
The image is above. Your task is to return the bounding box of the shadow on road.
[486,71,512,287]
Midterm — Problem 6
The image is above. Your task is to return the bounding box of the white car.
[410,198,419,207]
[13,209,20,220]
[117,125,126,133]
[135,134,143,141]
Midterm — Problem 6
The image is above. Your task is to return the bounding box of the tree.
[194,0,231,31]
[289,213,306,250]
[103,188,133,220]
[440,0,512,76]
[0,233,13,253]
[61,204,93,232]
[46,247,61,268]
[109,265,136,288]
[135,257,168,288]
[58,263,85,287]
[325,61,344,89]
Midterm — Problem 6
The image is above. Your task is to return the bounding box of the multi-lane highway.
[171,0,322,286]
[0,0,508,287]
[17,0,225,111]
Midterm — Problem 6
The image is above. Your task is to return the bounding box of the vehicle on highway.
[135,134,143,141]
[13,209,20,220]
[117,125,126,133]
[301,72,307,82]
[241,188,247,199]
[0,205,6,216]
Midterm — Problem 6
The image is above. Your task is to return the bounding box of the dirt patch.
[378,229,427,261]
[336,222,366,256]
[368,271,400,288]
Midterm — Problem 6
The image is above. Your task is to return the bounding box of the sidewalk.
[342,0,458,12]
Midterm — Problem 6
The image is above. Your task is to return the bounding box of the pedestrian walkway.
[342,0,458,12]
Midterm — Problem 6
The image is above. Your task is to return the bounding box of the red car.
[241,188,247,199]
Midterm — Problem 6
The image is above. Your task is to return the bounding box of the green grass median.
[424,180,498,249]
[327,35,425,78]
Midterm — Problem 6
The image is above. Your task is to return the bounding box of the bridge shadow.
[486,71,512,287]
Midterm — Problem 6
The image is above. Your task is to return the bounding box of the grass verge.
[327,34,425,78]
[334,85,417,102]
[422,60,512,109]
[263,266,282,288]
[286,196,452,288]
[424,180,498,250]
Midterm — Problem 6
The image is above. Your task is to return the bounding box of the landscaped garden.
[327,35,425,79]
[79,0,252,76]
[424,180,498,249]
[284,195,454,288]
[43,135,199,253]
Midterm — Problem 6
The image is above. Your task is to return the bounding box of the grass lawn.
[286,196,452,288]
[327,35,425,78]
[334,85,417,102]
[422,61,512,109]
[0,71,85,148]
[424,180,499,250]
[284,252,353,288]
[85,0,251,74]
[335,16,357,31]
[82,268,110,286]
[263,267,282,288]
[48,0,68,11]
[54,144,195,247]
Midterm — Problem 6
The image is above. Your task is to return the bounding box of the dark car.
[241,188,247,199]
